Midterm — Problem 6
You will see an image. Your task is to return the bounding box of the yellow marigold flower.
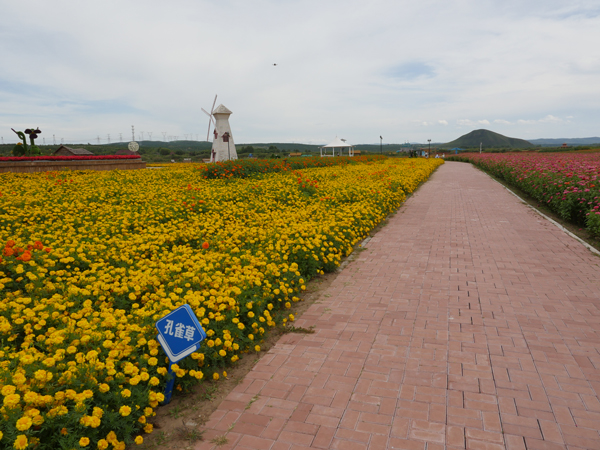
[121,389,131,398]
[0,430,3,441]
[255,345,261,352]
[213,372,219,380]
[138,415,146,424]
[13,435,28,450]
[135,436,144,445]
[1,385,16,396]
[219,349,226,357]
[97,439,109,450]
[144,423,154,434]
[3,393,20,408]
[32,415,44,426]
[119,405,132,416]
[106,431,118,444]
[79,437,90,447]
[15,416,33,431]
[147,357,158,366]
[98,383,110,393]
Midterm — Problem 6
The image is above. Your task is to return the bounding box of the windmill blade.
[206,116,212,142]
[211,95,217,114]
[201,108,216,124]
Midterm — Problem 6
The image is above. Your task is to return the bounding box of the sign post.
[155,304,206,404]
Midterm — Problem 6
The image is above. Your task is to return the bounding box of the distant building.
[53,145,93,156]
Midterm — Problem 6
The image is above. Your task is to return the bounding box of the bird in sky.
[273,63,277,66]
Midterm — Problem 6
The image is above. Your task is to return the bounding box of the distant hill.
[441,129,533,149]
[528,137,600,147]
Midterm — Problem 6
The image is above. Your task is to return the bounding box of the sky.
[1,0,599,146]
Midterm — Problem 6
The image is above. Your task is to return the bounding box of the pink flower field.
[447,152,600,237]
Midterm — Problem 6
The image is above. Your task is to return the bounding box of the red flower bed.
[0,155,141,162]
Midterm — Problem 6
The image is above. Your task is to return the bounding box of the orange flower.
[3,247,14,257]
[6,240,15,248]
[34,241,43,250]
[202,242,209,249]
[21,251,32,262]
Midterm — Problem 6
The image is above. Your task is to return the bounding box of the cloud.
[0,0,599,144]
[518,115,564,125]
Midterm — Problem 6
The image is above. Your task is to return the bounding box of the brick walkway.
[195,162,600,450]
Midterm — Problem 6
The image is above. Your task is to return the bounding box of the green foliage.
[159,148,171,156]
[11,127,42,156]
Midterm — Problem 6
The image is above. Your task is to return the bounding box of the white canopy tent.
[320,137,355,157]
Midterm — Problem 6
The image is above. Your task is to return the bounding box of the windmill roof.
[322,137,353,148]
[213,104,232,115]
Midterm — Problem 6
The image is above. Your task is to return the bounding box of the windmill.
[202,95,218,141]
[202,95,238,162]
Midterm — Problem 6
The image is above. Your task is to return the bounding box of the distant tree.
[159,148,170,156]
[268,145,278,151]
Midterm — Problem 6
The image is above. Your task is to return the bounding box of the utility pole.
[148,132,152,140]
[53,135,56,145]
[1,137,4,145]
[119,133,123,142]
[428,139,431,157]
[107,134,110,144]
[61,138,64,144]
[162,132,167,141]
[42,137,45,145]
[480,142,482,154]
[141,131,144,141]
[380,136,383,154]
[131,125,135,142]
[97,136,101,144]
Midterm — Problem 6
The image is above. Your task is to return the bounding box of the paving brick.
[191,163,600,449]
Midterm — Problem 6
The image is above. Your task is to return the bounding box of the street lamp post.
[428,139,431,158]
[380,136,382,154]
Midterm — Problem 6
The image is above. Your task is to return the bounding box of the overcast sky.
[1,0,599,146]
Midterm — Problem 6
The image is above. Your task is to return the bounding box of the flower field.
[0,157,442,449]
[447,153,600,237]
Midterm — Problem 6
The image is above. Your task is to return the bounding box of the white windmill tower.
[202,95,238,162]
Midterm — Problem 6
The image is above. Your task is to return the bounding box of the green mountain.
[441,129,534,149]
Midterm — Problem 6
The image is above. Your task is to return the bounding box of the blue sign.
[155,304,206,363]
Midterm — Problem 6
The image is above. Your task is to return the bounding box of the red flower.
[202,242,209,249]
